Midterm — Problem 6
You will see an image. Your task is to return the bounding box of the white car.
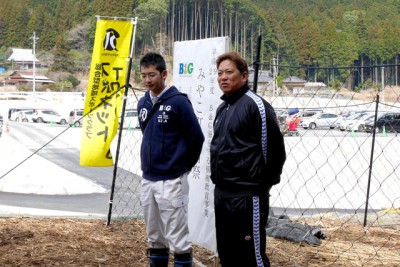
[121,109,140,129]
[300,112,343,129]
[10,110,35,122]
[9,108,35,122]
[340,113,375,132]
[31,109,68,125]
[0,114,3,137]
[337,112,368,131]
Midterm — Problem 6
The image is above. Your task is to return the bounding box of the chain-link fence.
[109,65,400,266]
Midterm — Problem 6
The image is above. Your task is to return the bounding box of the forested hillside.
[1,0,400,90]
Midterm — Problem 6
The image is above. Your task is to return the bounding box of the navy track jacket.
[210,85,286,197]
[137,86,205,181]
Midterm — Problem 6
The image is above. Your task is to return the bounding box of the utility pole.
[272,56,278,96]
[381,66,385,105]
[275,55,279,95]
[31,32,39,104]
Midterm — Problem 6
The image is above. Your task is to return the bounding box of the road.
[0,121,129,217]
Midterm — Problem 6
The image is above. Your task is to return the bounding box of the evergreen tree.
[3,1,30,48]
[52,34,70,72]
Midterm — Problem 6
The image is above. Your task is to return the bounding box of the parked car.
[31,109,68,125]
[288,109,322,126]
[300,112,343,129]
[8,107,35,121]
[121,109,140,129]
[10,110,36,122]
[340,112,376,132]
[337,112,369,131]
[275,109,288,125]
[340,110,363,119]
[74,109,84,127]
[0,114,3,137]
[68,109,84,127]
[364,112,400,133]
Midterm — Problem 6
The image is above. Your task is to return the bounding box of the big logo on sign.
[179,63,194,75]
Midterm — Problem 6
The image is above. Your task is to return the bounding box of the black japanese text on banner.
[80,18,135,166]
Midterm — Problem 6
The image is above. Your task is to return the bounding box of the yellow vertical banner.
[80,19,134,166]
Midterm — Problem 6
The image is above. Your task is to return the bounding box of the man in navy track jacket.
[210,52,286,267]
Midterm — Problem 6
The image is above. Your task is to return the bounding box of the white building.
[7,48,39,70]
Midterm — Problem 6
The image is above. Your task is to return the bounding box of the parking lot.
[284,127,397,138]
[1,95,399,214]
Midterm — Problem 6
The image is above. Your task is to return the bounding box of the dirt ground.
[1,216,399,267]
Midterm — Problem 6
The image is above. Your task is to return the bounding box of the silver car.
[300,112,343,129]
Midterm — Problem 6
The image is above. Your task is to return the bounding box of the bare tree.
[67,20,90,51]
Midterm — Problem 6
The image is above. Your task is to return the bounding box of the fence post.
[363,94,380,227]
[252,35,261,93]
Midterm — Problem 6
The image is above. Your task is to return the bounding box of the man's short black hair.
[140,52,166,73]
[216,52,249,75]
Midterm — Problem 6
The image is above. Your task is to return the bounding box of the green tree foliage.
[66,74,81,89]
[2,0,30,48]
[51,35,70,72]
[2,0,400,91]
[93,0,134,17]
[298,16,321,66]
[71,0,94,24]
[58,79,73,92]
[133,0,168,53]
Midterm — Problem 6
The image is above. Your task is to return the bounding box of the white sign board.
[173,37,229,252]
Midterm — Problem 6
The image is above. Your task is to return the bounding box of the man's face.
[217,59,248,96]
[140,64,167,96]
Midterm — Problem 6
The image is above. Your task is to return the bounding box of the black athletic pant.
[214,194,270,267]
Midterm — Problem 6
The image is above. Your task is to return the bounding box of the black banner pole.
[363,94,380,227]
[253,35,262,93]
[107,18,138,226]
